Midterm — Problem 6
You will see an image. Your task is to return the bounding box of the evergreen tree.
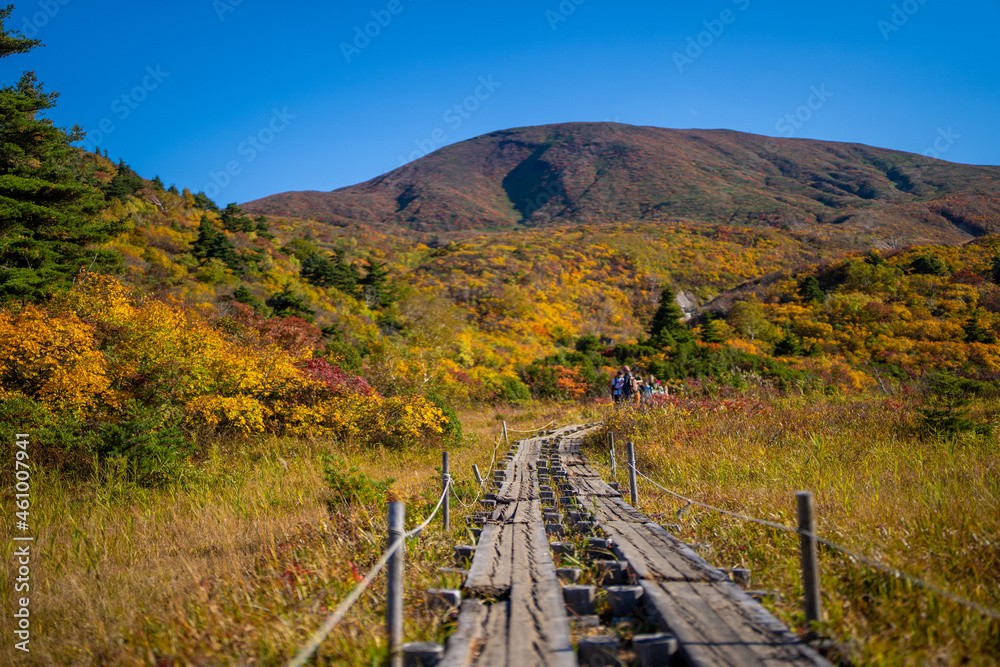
[254,215,275,240]
[910,254,948,276]
[266,286,315,321]
[964,310,996,344]
[699,313,726,344]
[647,287,690,347]
[359,258,396,308]
[192,191,219,212]
[104,159,144,200]
[798,275,825,302]
[220,203,254,233]
[151,175,164,190]
[774,329,803,356]
[191,216,240,271]
[167,184,179,195]
[0,8,123,300]
[232,284,270,315]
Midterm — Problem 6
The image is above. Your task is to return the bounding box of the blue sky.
[5,0,999,206]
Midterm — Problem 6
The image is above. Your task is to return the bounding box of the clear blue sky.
[5,0,999,206]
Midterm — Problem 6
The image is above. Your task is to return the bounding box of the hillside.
[243,122,1000,250]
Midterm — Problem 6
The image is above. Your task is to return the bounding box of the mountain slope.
[243,122,1000,244]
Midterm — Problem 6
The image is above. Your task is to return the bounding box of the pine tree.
[0,8,122,300]
[798,275,825,302]
[191,216,240,271]
[647,287,690,347]
[699,313,726,344]
[104,159,144,200]
[359,259,396,308]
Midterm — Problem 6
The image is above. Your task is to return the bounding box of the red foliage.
[229,303,322,355]
[297,357,375,397]
[952,269,984,285]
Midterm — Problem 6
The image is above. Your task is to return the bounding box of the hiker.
[611,370,625,403]
[621,366,639,405]
[643,374,655,400]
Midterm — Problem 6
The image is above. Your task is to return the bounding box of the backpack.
[622,373,635,395]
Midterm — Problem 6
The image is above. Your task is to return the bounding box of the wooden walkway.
[441,430,575,667]
[557,427,831,667]
[439,423,831,666]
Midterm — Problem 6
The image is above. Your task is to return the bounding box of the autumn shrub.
[0,274,449,483]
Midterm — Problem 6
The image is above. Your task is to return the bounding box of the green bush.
[323,457,394,508]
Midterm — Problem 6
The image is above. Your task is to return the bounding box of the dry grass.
[0,401,596,665]
[587,393,1000,665]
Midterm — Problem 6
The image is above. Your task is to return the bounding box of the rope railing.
[504,420,555,433]
[627,459,1000,624]
[286,480,452,667]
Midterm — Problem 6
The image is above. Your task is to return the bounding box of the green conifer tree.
[0,8,122,300]
[647,287,691,347]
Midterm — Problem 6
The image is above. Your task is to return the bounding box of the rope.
[632,464,797,534]
[286,481,452,667]
[629,461,1000,624]
[504,420,555,434]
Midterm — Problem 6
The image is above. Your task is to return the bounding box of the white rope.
[286,481,452,667]
[629,461,1000,623]
[504,420,555,433]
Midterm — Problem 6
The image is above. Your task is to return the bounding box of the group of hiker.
[610,365,665,405]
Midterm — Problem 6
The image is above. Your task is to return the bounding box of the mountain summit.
[243,122,1000,243]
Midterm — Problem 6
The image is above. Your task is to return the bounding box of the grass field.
[590,392,1000,666]
[0,402,591,665]
[2,395,997,665]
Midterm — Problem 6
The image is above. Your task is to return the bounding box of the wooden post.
[502,420,509,446]
[472,464,484,490]
[797,491,822,630]
[442,451,450,532]
[609,432,617,480]
[628,441,638,507]
[387,501,405,667]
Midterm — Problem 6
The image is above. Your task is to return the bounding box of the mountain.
[242,122,1000,246]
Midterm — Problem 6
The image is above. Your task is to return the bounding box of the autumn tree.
[0,7,122,300]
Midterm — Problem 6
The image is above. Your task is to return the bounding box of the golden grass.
[587,393,1000,665]
[0,401,595,665]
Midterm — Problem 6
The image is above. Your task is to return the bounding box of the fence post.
[502,420,510,447]
[442,451,450,532]
[797,491,822,631]
[627,441,638,507]
[387,501,405,667]
[472,464,484,491]
[609,432,617,480]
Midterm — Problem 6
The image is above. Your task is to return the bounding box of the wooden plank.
[470,601,509,667]
[559,433,831,667]
[440,600,489,667]
[642,579,829,666]
[464,523,513,597]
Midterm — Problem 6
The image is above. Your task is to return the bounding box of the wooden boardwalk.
[439,423,831,666]
[557,427,832,667]
[442,430,575,667]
